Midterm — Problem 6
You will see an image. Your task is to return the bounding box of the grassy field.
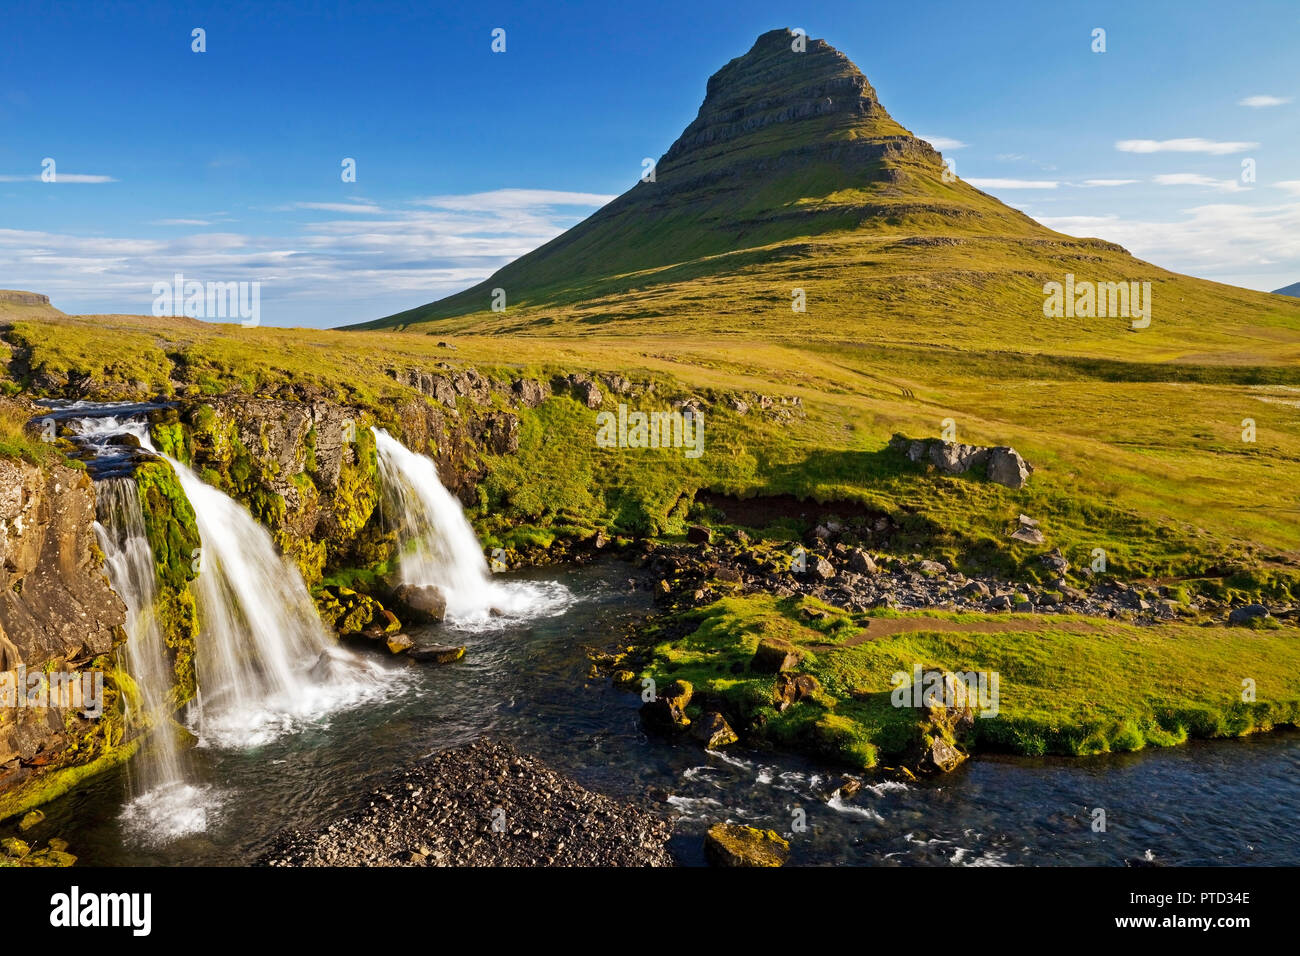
[3,301,1298,594]
[636,594,1300,768]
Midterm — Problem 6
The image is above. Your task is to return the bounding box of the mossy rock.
[0,837,31,859]
[704,823,789,867]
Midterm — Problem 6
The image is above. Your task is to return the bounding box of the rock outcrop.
[891,433,1034,489]
[0,455,129,820]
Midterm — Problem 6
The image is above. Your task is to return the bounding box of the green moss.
[0,738,141,823]
[134,460,200,591]
[635,595,1300,769]
[132,460,201,707]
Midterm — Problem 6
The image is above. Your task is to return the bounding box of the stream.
[32,559,1300,866]
[22,401,1300,867]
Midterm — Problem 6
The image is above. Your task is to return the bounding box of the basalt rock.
[704,823,790,867]
[891,434,1034,489]
[389,584,448,624]
[408,643,466,665]
[751,637,803,674]
[689,711,739,749]
[0,455,129,821]
[640,679,693,733]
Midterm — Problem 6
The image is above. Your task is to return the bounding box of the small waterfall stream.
[57,403,396,843]
[166,455,389,749]
[95,478,220,842]
[372,427,572,627]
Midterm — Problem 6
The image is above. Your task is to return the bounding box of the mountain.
[1274,282,1300,297]
[347,28,1300,362]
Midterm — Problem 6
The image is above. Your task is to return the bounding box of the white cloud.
[151,219,211,226]
[1038,200,1300,279]
[0,173,117,183]
[1080,179,1139,187]
[292,201,386,214]
[413,188,616,212]
[1275,180,1300,196]
[966,178,1058,189]
[1153,173,1245,192]
[917,134,967,151]
[0,188,613,326]
[1116,138,1258,155]
[1239,94,1291,108]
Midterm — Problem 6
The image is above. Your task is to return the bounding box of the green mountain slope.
[346,29,1300,366]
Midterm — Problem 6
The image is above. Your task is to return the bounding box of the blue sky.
[3,0,1298,327]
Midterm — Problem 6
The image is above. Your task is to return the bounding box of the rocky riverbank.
[634,525,1295,626]
[262,740,675,867]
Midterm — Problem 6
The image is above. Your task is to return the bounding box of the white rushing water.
[372,427,572,628]
[166,455,393,750]
[95,478,222,844]
[67,407,399,842]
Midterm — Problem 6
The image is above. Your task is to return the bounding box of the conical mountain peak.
[664,28,900,167]
[353,32,1096,332]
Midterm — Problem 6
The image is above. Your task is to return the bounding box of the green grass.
[5,309,1299,592]
[0,401,55,464]
[638,595,1300,768]
[3,28,1297,586]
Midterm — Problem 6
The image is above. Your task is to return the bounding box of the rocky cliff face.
[145,370,544,585]
[0,456,129,819]
[0,292,51,308]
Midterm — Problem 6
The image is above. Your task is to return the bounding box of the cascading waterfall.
[372,427,571,627]
[165,455,390,749]
[95,478,219,843]
[59,403,397,842]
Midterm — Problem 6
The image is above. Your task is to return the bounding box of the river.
[32,561,1300,866]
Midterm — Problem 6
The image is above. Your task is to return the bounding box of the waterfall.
[59,403,399,843]
[165,455,390,749]
[94,478,218,843]
[372,427,571,627]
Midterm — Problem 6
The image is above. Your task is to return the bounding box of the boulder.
[408,643,466,665]
[385,634,414,654]
[930,442,990,475]
[1009,525,1045,545]
[833,777,862,801]
[890,434,1033,489]
[848,549,877,574]
[640,679,693,733]
[772,673,821,711]
[510,378,551,407]
[0,837,31,859]
[1228,604,1271,626]
[686,525,712,545]
[751,637,803,674]
[18,810,44,832]
[987,447,1032,489]
[1041,548,1069,574]
[389,584,447,624]
[704,824,790,867]
[920,736,967,774]
[810,555,836,580]
[689,712,739,749]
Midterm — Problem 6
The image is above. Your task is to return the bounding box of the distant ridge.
[1274,282,1300,297]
